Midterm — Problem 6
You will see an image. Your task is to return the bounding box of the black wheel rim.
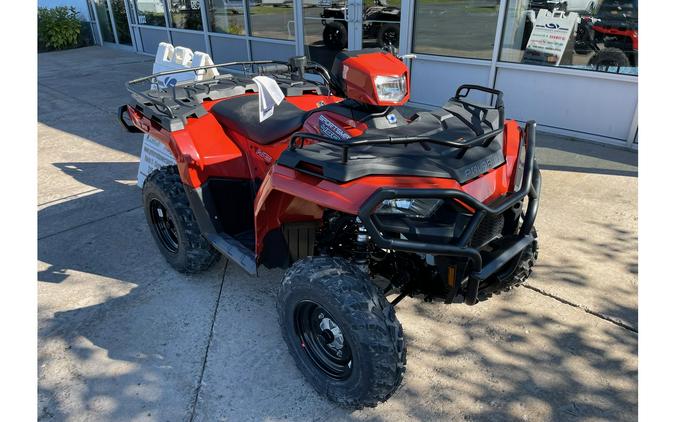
[326,29,343,48]
[294,301,353,380]
[149,199,179,254]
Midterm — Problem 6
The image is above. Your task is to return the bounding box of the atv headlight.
[374,75,407,102]
[375,198,442,219]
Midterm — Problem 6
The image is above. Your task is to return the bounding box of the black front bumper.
[358,121,541,305]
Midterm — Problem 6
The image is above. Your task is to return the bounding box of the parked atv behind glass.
[574,0,638,70]
[321,0,400,50]
[119,49,541,408]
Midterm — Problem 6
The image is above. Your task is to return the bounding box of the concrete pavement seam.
[38,206,142,240]
[524,284,637,333]
[189,260,228,422]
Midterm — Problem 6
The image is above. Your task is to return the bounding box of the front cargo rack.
[287,84,507,164]
[288,127,504,164]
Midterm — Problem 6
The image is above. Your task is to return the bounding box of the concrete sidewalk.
[38,46,637,421]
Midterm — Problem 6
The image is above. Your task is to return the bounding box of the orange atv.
[120,49,541,407]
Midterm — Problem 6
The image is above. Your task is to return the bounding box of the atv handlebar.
[126,59,335,92]
[256,63,291,75]
[125,58,342,119]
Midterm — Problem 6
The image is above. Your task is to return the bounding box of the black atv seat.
[211,94,306,145]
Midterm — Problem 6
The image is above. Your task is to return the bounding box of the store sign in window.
[412,0,501,60]
[500,0,638,75]
[135,0,166,26]
[522,10,577,66]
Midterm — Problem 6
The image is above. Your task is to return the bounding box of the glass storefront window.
[111,0,133,44]
[302,0,347,69]
[169,0,204,30]
[499,0,638,75]
[135,0,167,26]
[206,0,246,35]
[94,0,116,42]
[249,0,295,40]
[412,0,501,59]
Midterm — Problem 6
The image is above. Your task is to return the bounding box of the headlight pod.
[375,198,443,219]
[374,75,407,103]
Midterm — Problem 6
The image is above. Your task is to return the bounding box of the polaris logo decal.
[318,115,351,141]
[459,151,505,181]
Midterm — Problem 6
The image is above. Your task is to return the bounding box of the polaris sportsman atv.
[119,49,541,408]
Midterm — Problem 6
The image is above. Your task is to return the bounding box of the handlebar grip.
[257,63,290,75]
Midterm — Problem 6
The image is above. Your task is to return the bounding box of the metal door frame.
[89,0,138,50]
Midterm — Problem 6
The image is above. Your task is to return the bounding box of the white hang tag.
[252,76,285,122]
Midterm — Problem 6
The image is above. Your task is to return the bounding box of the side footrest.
[205,232,257,275]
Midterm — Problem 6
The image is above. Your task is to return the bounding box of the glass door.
[94,0,117,43]
[91,0,134,47]
[110,0,133,45]
[301,0,401,69]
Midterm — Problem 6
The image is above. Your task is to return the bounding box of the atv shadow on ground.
[38,159,226,420]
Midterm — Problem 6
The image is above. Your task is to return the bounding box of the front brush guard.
[358,121,541,305]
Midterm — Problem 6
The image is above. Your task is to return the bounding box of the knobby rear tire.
[142,166,220,273]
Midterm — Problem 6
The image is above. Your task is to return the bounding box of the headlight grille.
[470,214,505,247]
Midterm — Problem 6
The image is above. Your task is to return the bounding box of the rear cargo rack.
[124,60,286,129]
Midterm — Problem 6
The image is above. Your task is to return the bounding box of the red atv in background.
[575,0,638,70]
[119,49,541,407]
